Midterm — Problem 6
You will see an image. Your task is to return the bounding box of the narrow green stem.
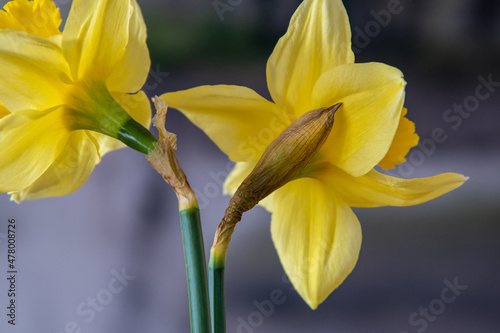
[179,207,211,333]
[209,247,227,333]
[118,118,157,154]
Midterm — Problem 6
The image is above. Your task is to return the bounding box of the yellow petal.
[223,161,256,195]
[0,31,71,112]
[84,129,123,159]
[107,0,150,93]
[0,107,71,193]
[113,90,151,128]
[0,0,61,37]
[161,85,288,161]
[0,102,9,118]
[312,62,406,177]
[88,90,152,157]
[62,0,132,81]
[271,177,362,309]
[329,167,468,208]
[9,131,100,202]
[378,108,419,169]
[267,0,354,116]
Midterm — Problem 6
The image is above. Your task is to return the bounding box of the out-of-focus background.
[1,0,499,332]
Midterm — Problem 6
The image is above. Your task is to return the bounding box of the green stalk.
[209,246,227,333]
[179,207,211,333]
[146,97,211,332]
[117,118,157,154]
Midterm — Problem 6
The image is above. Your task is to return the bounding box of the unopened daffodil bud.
[213,103,342,251]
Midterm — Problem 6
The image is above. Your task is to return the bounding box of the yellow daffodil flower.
[161,0,467,309]
[0,0,155,202]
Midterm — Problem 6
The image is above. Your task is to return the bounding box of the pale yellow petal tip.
[221,185,232,196]
[433,172,469,199]
[448,173,469,184]
[305,298,319,310]
[295,285,329,310]
[296,278,347,310]
[8,192,21,204]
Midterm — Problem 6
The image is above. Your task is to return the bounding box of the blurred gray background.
[1,0,499,332]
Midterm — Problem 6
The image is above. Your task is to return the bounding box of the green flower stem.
[180,207,211,333]
[209,246,227,333]
[118,118,157,154]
